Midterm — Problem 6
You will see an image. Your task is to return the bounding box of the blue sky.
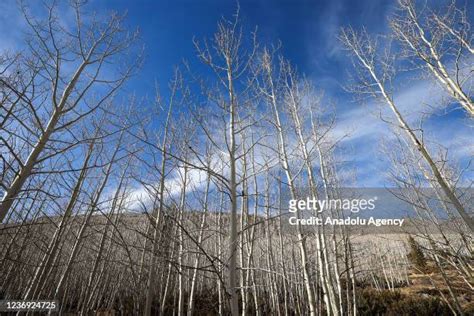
[1,0,472,188]
[95,0,395,95]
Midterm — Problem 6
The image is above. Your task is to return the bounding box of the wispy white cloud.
[330,73,472,187]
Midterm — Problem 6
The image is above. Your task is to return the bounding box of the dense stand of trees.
[0,0,472,315]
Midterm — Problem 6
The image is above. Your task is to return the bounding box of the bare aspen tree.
[143,73,181,316]
[281,62,342,316]
[191,9,258,315]
[247,139,261,316]
[432,2,474,55]
[238,135,253,316]
[177,163,189,316]
[0,0,140,223]
[340,27,474,232]
[80,160,132,310]
[383,135,473,291]
[187,147,212,316]
[159,218,179,315]
[308,103,357,315]
[391,0,473,116]
[257,49,318,316]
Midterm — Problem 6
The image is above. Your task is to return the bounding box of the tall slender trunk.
[227,60,240,316]
[82,166,128,309]
[159,222,179,315]
[187,172,211,316]
[144,86,176,316]
[177,165,189,316]
[239,142,249,316]
[265,76,317,316]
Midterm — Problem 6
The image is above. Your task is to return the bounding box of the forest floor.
[400,264,474,312]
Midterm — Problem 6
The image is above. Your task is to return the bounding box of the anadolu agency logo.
[287,196,404,227]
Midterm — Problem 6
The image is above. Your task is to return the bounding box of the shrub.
[356,289,452,316]
[407,235,427,272]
